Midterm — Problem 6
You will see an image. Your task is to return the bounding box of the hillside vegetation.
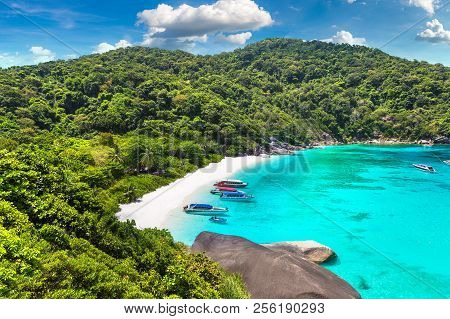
[0,38,448,298]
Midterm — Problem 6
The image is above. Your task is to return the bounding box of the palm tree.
[140,146,153,172]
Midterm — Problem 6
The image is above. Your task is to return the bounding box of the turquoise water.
[168,145,450,298]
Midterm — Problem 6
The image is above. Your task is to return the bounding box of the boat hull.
[185,210,228,216]
[222,184,247,188]
[220,197,254,202]
[413,164,436,172]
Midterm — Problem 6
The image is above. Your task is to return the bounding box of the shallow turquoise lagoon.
[168,145,450,298]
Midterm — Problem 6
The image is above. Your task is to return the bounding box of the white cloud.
[93,39,132,54]
[64,54,79,60]
[408,0,438,15]
[324,30,366,45]
[0,52,21,68]
[29,46,55,63]
[216,32,252,45]
[94,43,115,54]
[137,0,273,49]
[417,19,450,43]
[177,35,209,43]
[115,39,132,49]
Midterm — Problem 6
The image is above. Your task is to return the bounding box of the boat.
[220,191,254,201]
[210,186,237,195]
[209,216,227,224]
[183,204,228,216]
[412,164,436,173]
[443,160,450,166]
[214,179,248,188]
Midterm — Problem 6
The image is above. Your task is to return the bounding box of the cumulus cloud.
[29,46,55,63]
[137,0,273,49]
[93,39,132,54]
[417,19,450,43]
[324,30,366,45]
[216,32,252,45]
[178,35,209,43]
[408,0,438,15]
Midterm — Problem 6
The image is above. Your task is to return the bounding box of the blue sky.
[0,0,449,68]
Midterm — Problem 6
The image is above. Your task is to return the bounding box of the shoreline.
[314,138,449,146]
[116,142,446,230]
[116,155,273,229]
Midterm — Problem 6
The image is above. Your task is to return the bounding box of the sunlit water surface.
[167,145,450,298]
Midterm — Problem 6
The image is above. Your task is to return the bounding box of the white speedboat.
[220,191,254,202]
[183,204,228,216]
[443,160,450,166]
[412,164,436,173]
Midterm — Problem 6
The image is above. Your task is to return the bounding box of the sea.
[167,145,450,298]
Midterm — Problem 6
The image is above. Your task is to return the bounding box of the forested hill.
[0,39,449,298]
[1,38,449,147]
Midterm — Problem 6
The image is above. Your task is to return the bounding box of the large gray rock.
[434,136,450,144]
[192,232,360,299]
[263,240,336,264]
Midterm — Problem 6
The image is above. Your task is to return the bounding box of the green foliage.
[0,39,448,299]
[0,144,243,298]
[218,274,250,299]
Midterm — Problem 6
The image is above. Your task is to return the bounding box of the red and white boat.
[213,179,248,188]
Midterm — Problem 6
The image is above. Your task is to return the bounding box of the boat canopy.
[190,204,213,209]
[416,164,433,169]
[217,179,245,184]
[222,191,245,197]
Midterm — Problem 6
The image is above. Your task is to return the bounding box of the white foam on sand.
[116,156,271,229]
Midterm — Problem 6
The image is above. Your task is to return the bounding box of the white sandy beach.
[116,156,271,229]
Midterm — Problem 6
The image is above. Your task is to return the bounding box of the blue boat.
[220,191,254,202]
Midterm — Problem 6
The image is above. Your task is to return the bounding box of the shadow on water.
[357,276,371,291]
[322,255,340,266]
[350,212,371,221]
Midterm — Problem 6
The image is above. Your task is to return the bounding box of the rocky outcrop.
[417,139,433,145]
[433,136,450,144]
[263,240,336,264]
[266,137,304,155]
[192,232,360,299]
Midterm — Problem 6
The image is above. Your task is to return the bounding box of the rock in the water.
[433,136,450,144]
[192,232,360,299]
[263,240,336,264]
